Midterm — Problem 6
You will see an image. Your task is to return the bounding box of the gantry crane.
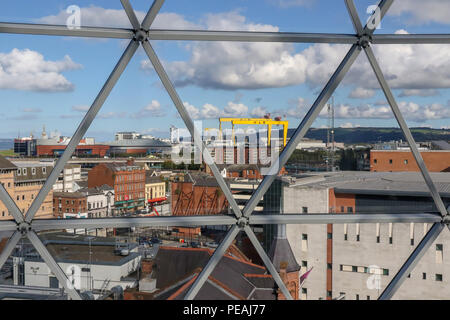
[219,116,289,147]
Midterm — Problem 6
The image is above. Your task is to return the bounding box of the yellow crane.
[219,117,289,147]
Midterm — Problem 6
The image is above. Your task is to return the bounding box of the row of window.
[116,183,144,192]
[373,159,409,165]
[16,167,47,176]
[115,173,144,183]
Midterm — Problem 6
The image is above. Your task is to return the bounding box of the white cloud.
[349,87,375,99]
[0,49,81,92]
[131,100,166,118]
[327,101,450,123]
[98,112,127,119]
[340,122,360,129]
[250,106,269,118]
[72,105,90,112]
[38,6,199,29]
[182,101,250,120]
[399,89,439,97]
[389,0,450,25]
[223,102,248,117]
[269,0,316,8]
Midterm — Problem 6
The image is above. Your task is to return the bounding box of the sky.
[0,0,449,141]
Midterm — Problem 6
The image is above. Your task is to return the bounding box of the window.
[17,169,21,176]
[376,236,380,243]
[301,288,307,300]
[302,207,308,213]
[410,239,414,246]
[374,159,377,164]
[389,237,393,244]
[404,159,408,165]
[327,291,332,298]
[23,168,27,175]
[423,273,426,280]
[383,269,389,276]
[356,294,359,300]
[340,206,344,212]
[32,168,36,175]
[389,159,393,164]
[301,234,308,252]
[327,263,332,270]
[347,207,353,213]
[302,261,307,268]
[42,167,47,174]
[352,266,357,272]
[327,233,332,240]
[436,274,443,282]
[367,296,370,300]
[436,244,443,264]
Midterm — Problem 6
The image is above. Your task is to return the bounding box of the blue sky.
[0,0,449,141]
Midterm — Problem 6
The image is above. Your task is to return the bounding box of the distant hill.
[283,127,450,145]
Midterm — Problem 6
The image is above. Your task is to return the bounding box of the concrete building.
[272,171,450,300]
[370,150,450,172]
[53,164,82,193]
[88,159,146,213]
[12,233,141,297]
[0,156,54,220]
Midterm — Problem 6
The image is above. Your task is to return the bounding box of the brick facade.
[53,192,87,217]
[370,150,450,172]
[88,160,145,212]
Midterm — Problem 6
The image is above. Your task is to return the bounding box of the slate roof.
[151,246,278,300]
[268,225,301,273]
[0,156,16,170]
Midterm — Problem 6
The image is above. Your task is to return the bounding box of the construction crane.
[219,116,289,147]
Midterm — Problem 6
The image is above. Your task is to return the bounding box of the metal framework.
[0,0,448,300]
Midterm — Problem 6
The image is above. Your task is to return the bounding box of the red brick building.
[88,159,146,213]
[370,150,450,172]
[171,173,229,216]
[37,144,110,157]
[53,191,87,217]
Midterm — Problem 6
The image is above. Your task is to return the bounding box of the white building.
[270,172,450,300]
[79,185,115,218]
[14,233,141,298]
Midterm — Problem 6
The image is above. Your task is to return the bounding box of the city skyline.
[0,0,449,139]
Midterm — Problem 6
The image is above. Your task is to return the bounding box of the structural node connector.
[134,29,148,42]
[17,222,31,234]
[236,217,249,229]
[358,34,372,49]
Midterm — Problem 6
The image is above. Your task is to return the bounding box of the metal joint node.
[357,34,372,48]
[236,217,249,229]
[133,29,148,42]
[17,222,32,234]
[443,214,450,225]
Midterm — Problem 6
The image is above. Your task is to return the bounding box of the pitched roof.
[0,156,16,170]
[151,246,278,300]
[268,225,301,273]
